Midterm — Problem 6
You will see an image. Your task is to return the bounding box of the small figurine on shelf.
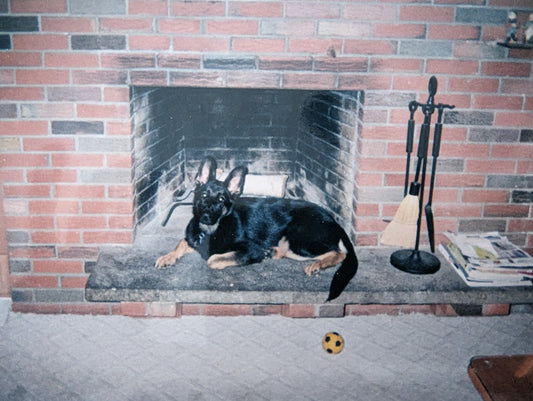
[505,11,518,43]
[498,11,533,49]
[525,14,533,44]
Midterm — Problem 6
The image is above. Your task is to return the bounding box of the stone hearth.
[86,246,533,307]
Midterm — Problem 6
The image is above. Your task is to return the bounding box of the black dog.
[155,157,358,301]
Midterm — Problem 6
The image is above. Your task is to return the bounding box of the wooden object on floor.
[468,355,533,401]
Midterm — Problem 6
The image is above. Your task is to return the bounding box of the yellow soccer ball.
[323,332,344,354]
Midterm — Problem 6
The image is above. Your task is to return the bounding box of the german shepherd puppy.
[155,157,358,301]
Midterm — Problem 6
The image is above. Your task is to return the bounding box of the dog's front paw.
[155,239,196,269]
[304,262,321,276]
[155,253,177,269]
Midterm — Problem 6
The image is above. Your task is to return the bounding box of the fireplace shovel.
[424,104,453,253]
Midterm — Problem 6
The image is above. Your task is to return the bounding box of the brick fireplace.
[0,0,532,315]
[131,87,363,240]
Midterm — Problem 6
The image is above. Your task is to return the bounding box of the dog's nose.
[200,215,211,224]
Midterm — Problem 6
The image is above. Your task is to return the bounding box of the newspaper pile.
[439,232,533,287]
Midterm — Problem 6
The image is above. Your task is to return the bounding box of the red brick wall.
[0,0,532,311]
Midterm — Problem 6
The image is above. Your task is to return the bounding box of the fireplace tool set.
[382,76,454,274]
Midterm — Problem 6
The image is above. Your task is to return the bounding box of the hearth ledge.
[85,247,533,306]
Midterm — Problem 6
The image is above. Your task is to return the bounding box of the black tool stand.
[390,249,440,275]
[390,76,454,275]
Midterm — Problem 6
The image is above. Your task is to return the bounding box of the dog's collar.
[197,232,205,244]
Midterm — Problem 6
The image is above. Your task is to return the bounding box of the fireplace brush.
[382,76,454,275]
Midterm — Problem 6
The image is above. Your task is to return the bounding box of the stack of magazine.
[439,232,533,287]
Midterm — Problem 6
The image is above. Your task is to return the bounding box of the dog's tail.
[327,231,358,302]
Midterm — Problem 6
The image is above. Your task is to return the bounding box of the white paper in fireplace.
[241,174,288,198]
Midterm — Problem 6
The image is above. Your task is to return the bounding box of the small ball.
[322,332,344,354]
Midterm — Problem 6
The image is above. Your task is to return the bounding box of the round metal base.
[390,249,440,275]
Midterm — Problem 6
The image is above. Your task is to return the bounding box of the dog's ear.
[224,166,248,198]
[195,156,217,185]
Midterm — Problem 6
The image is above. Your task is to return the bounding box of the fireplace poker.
[412,77,437,251]
[424,103,455,253]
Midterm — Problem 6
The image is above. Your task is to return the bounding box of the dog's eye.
[218,195,225,203]
[201,192,207,198]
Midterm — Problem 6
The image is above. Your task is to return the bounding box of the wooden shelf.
[497,42,533,49]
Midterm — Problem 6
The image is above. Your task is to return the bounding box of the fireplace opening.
[130,87,364,247]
